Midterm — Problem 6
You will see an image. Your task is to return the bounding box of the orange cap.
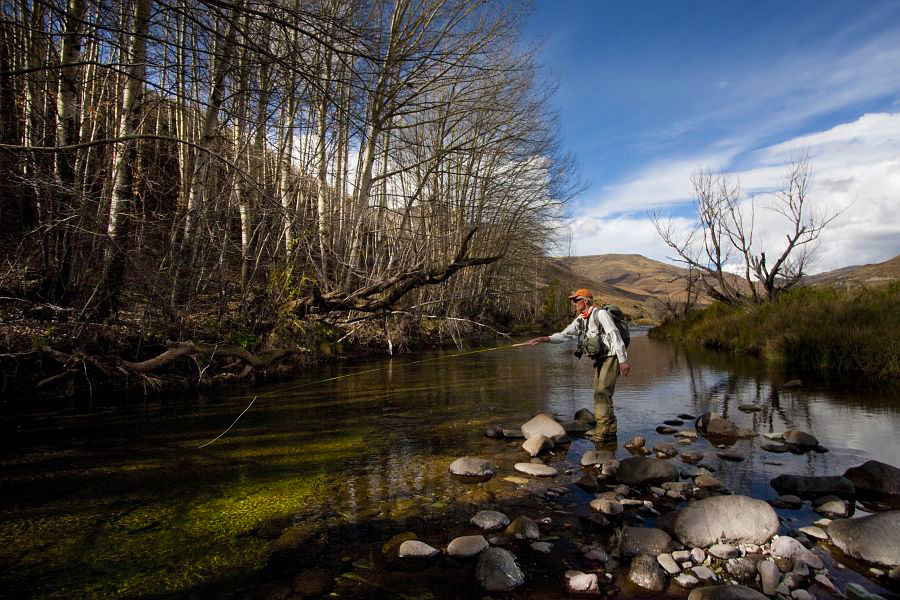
[568,288,593,301]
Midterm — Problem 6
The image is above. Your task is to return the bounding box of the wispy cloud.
[572,112,900,273]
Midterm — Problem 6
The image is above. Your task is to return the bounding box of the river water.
[1,331,898,599]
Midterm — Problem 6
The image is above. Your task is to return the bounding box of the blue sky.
[524,1,900,272]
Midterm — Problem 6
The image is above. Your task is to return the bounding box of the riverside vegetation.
[650,282,900,380]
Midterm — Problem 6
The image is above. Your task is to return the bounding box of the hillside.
[805,254,900,286]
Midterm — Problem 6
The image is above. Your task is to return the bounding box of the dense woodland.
[0,0,578,393]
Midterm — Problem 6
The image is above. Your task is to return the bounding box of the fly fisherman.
[528,288,631,445]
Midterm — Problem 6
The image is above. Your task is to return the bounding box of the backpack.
[578,304,630,358]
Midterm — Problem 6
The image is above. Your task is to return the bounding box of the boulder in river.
[449,456,494,478]
[475,547,524,592]
[505,516,540,540]
[625,435,646,449]
[687,584,768,600]
[673,495,779,547]
[522,434,553,457]
[843,460,900,497]
[770,535,824,570]
[619,526,672,557]
[770,474,855,498]
[617,456,679,487]
[582,449,616,466]
[574,408,596,423]
[447,535,489,557]
[681,451,704,465]
[398,540,440,558]
[561,420,592,436]
[628,553,668,592]
[471,510,509,531]
[782,430,819,447]
[520,413,566,441]
[826,510,900,568]
[657,425,678,434]
[653,443,679,459]
[513,462,558,477]
[706,417,755,439]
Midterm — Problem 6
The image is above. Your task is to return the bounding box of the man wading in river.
[528,288,631,445]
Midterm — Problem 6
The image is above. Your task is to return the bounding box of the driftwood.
[34,342,302,390]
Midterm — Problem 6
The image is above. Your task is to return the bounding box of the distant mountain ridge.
[550,252,900,320]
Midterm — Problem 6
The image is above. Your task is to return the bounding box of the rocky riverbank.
[260,410,900,599]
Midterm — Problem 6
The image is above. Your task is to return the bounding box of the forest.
[0,0,577,397]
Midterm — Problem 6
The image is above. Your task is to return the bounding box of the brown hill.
[805,254,900,286]
[563,254,693,301]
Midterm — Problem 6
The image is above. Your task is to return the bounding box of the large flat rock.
[827,510,900,568]
[673,495,779,547]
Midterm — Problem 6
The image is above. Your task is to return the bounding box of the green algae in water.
[0,433,368,599]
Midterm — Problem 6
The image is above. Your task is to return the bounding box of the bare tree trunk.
[96,0,152,317]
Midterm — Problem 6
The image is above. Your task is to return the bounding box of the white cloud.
[571,112,900,273]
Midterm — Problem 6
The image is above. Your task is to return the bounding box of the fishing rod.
[197,340,531,448]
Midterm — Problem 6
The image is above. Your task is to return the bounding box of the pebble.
[870,568,885,577]
[672,550,691,561]
[813,573,839,594]
[657,553,681,575]
[589,498,624,515]
[565,570,599,594]
[709,543,740,559]
[691,565,717,582]
[691,547,706,564]
[758,559,780,595]
[791,590,814,600]
[674,573,699,588]
[812,517,831,528]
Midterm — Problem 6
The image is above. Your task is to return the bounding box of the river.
[1,331,898,599]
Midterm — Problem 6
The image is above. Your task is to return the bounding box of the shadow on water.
[1,331,898,598]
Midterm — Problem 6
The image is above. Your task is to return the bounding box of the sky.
[523,0,900,274]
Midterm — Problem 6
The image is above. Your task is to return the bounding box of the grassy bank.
[650,282,900,379]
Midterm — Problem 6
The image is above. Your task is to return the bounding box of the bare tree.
[652,152,840,306]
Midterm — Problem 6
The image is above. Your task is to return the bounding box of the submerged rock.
[770,474,855,498]
[617,456,679,487]
[449,456,494,478]
[673,495,779,547]
[738,404,761,412]
[657,425,679,434]
[843,460,900,497]
[475,547,524,592]
[575,473,600,491]
[513,462,558,477]
[520,413,566,441]
[470,510,509,531]
[484,425,504,438]
[827,510,900,568]
[783,430,819,447]
[687,584,768,599]
[706,417,755,438]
